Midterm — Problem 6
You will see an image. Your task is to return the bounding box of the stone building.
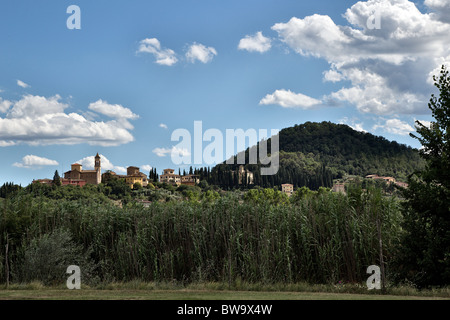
[160,169,181,186]
[237,165,254,185]
[102,166,148,189]
[64,153,102,185]
[281,183,294,196]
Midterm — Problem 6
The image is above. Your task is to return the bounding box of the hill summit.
[211,121,424,189]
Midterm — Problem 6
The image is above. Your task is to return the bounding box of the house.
[181,174,200,186]
[395,181,409,188]
[332,184,346,194]
[160,169,181,186]
[102,166,148,189]
[365,174,408,188]
[281,183,294,196]
[381,176,396,184]
[159,169,202,186]
[124,166,148,189]
[61,178,86,187]
[366,174,396,184]
[33,179,53,185]
[33,178,86,187]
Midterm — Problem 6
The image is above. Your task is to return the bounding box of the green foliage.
[20,228,97,286]
[23,182,110,203]
[0,182,22,198]
[278,121,424,180]
[210,121,422,190]
[103,176,131,199]
[201,190,220,202]
[398,65,450,288]
[0,186,402,286]
[133,182,142,190]
[243,188,289,205]
[53,170,61,187]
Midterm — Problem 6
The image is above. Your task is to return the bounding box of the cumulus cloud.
[0,98,12,113]
[159,123,168,129]
[88,100,139,130]
[374,118,414,136]
[323,69,344,83]
[13,155,58,169]
[339,117,367,132]
[238,31,272,53]
[259,89,322,109]
[75,154,127,174]
[17,80,30,88]
[185,43,217,63]
[152,146,191,158]
[141,164,152,172]
[0,94,137,147]
[152,147,172,157]
[425,0,450,22]
[269,0,450,115]
[137,38,178,66]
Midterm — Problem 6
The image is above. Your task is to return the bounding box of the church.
[64,153,102,185]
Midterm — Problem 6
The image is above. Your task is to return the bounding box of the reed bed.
[0,189,402,285]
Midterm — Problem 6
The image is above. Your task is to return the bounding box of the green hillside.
[211,121,424,189]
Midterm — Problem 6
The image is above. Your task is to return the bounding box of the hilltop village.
[32,153,408,199]
[32,153,251,189]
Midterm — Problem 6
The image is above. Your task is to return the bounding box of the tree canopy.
[399,65,450,287]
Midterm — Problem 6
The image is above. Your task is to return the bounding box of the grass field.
[0,287,449,300]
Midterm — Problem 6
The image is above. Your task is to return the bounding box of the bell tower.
[95,153,101,184]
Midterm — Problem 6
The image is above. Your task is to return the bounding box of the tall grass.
[0,188,402,285]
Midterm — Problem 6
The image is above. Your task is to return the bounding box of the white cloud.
[0,98,12,113]
[137,38,178,66]
[0,94,137,147]
[75,154,127,174]
[323,69,344,82]
[414,119,432,128]
[13,155,58,169]
[185,43,217,63]
[374,119,414,136]
[425,0,450,22]
[270,0,450,115]
[17,80,30,88]
[88,100,138,120]
[238,31,272,53]
[7,94,67,118]
[339,117,367,132]
[88,100,139,130]
[141,164,152,172]
[259,89,322,109]
[152,146,191,158]
[0,141,15,147]
[152,147,172,157]
[159,123,168,129]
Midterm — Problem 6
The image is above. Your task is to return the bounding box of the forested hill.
[278,121,423,177]
[211,121,424,189]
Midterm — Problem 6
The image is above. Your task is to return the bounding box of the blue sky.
[1,0,449,186]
